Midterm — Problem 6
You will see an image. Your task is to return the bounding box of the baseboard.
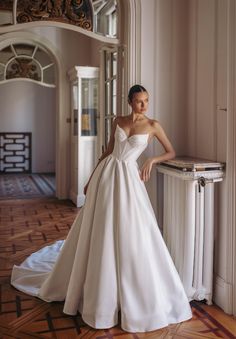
[213,274,233,314]
[69,189,85,207]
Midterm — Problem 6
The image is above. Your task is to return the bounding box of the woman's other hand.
[139,158,154,182]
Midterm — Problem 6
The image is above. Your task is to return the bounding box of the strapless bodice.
[111,124,149,162]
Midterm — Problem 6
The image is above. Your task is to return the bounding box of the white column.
[183,181,196,298]
[193,184,205,301]
[203,183,214,304]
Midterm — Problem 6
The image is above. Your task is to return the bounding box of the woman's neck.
[129,112,145,122]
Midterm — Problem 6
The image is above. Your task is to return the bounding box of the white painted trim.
[69,189,85,208]
[213,1,218,160]
[227,0,236,316]
[0,78,56,88]
[13,0,17,25]
[0,21,119,45]
[126,0,141,87]
[118,0,141,87]
[214,275,233,314]
[0,31,68,198]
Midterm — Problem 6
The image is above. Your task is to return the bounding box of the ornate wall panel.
[16,0,93,30]
[0,43,55,86]
[0,132,32,173]
[6,57,41,80]
[0,0,93,30]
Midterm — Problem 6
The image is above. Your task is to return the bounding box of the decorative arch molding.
[0,1,119,41]
[0,42,56,86]
[0,31,68,198]
[0,0,141,90]
[0,20,119,45]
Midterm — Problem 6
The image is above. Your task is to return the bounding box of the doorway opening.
[0,41,56,199]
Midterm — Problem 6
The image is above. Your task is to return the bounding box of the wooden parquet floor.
[0,198,235,339]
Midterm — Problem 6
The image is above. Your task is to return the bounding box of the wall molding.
[118,0,141,90]
[0,21,119,45]
[226,0,236,315]
[127,0,141,86]
[214,275,233,314]
[213,0,236,316]
[0,31,67,198]
[0,1,141,200]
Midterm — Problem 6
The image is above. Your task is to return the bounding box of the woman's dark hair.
[128,84,147,102]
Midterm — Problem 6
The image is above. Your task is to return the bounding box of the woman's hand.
[139,158,154,182]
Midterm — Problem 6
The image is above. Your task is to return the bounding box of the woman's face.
[129,91,149,114]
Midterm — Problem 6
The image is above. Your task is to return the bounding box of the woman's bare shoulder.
[112,116,122,127]
[146,119,166,139]
[149,118,160,126]
[116,115,127,122]
[149,119,163,131]
[115,116,130,127]
[145,118,160,130]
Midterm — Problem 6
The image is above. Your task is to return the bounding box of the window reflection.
[81,78,98,136]
[92,0,117,37]
[103,48,117,147]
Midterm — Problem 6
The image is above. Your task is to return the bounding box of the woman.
[11,85,192,333]
[84,84,176,193]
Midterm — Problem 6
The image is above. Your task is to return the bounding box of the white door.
[98,46,125,156]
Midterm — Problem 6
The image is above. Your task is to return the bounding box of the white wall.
[140,0,229,312]
[29,27,96,69]
[188,0,216,160]
[0,81,56,172]
[27,27,102,188]
[187,0,227,159]
[0,27,101,187]
[187,0,228,311]
[140,0,188,220]
[139,0,156,213]
[154,0,188,156]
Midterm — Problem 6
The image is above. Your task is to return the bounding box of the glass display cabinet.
[68,66,99,207]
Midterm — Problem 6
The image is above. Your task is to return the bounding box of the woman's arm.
[84,117,119,194]
[139,120,176,182]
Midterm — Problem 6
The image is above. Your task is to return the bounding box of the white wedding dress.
[11,124,192,332]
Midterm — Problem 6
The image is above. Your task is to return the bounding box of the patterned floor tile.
[0,198,235,339]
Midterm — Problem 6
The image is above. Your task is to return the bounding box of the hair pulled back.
[128,84,147,102]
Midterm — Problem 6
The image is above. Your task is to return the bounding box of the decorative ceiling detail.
[0,1,118,38]
[16,0,93,30]
[0,0,93,30]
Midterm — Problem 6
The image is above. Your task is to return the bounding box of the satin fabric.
[11,124,192,332]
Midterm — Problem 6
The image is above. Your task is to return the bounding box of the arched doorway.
[0,0,142,200]
[0,33,61,198]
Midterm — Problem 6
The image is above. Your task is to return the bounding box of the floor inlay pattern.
[0,174,55,199]
[0,198,235,338]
